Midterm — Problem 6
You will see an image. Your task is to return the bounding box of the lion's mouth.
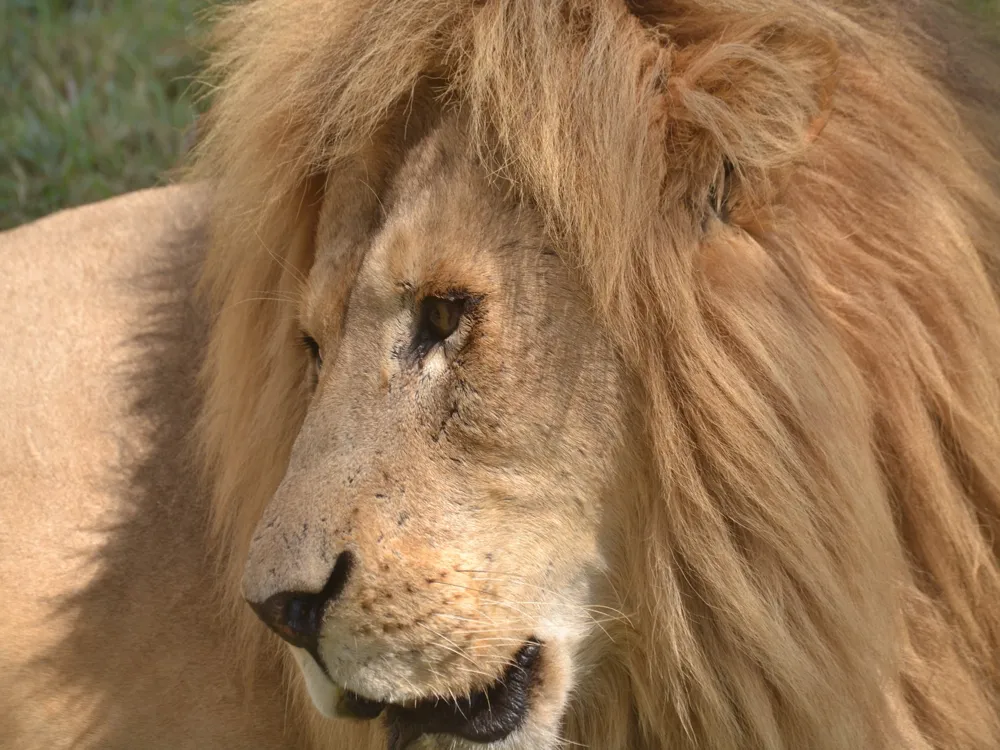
[337,639,542,750]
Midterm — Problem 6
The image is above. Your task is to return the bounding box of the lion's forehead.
[312,131,545,329]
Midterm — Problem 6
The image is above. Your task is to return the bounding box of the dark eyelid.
[426,290,482,311]
[298,332,322,364]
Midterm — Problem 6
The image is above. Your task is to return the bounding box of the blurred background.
[1,0,207,230]
[1,0,997,232]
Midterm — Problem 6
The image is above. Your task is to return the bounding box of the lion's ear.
[634,7,839,222]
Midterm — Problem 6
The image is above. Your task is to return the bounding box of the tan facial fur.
[242,124,627,747]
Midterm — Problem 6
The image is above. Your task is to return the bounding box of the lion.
[2,0,1000,748]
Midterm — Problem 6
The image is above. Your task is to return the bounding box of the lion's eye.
[299,333,322,368]
[420,296,466,342]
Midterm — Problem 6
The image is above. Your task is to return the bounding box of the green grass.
[0,0,208,230]
[968,0,1000,22]
[0,0,996,233]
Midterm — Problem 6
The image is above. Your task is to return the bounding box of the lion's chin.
[292,640,551,750]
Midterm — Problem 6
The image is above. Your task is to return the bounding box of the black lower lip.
[338,690,388,720]
[341,639,542,750]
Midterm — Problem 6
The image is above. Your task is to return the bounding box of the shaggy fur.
[190,0,1000,748]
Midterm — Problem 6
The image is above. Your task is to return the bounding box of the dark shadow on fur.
[29,214,292,748]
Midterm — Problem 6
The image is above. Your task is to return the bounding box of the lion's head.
[191,1,1000,749]
[240,120,629,747]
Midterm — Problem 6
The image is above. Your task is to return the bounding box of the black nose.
[247,550,355,652]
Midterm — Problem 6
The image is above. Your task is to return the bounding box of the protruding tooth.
[288,646,341,718]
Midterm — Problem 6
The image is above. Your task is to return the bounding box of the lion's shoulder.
[0,186,294,750]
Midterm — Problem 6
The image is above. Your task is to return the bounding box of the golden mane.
[190,0,1000,747]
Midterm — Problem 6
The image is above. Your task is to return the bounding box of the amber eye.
[420,296,466,342]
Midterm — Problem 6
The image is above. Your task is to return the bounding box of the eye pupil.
[423,296,464,341]
[430,302,452,333]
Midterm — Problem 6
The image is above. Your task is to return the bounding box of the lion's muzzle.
[248,540,543,749]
